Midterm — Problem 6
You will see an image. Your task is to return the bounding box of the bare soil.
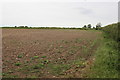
[2,29,101,78]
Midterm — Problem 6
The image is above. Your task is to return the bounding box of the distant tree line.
[15,26,28,28]
[82,23,102,30]
[11,23,102,30]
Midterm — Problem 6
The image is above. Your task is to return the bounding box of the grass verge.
[89,32,119,78]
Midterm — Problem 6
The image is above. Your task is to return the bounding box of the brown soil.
[2,29,101,78]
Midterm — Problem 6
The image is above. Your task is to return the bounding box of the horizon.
[0,22,118,28]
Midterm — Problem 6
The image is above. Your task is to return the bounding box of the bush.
[102,22,120,41]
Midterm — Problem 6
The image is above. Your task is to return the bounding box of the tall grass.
[89,33,118,78]
[102,22,120,75]
[89,22,119,78]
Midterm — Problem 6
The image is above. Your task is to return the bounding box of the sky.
[0,0,119,27]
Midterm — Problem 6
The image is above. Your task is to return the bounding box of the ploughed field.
[2,29,101,78]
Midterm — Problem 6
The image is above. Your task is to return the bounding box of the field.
[2,29,102,78]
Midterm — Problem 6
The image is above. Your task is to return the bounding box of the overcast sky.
[0,0,119,27]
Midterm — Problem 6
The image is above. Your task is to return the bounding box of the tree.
[88,24,92,28]
[15,26,17,28]
[25,26,28,28]
[96,23,102,30]
[83,25,87,28]
[93,27,95,29]
[19,26,24,28]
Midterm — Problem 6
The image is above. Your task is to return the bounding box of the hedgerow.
[102,22,120,41]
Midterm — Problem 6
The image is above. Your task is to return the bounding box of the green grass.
[89,33,118,78]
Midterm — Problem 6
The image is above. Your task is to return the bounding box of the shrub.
[102,22,119,41]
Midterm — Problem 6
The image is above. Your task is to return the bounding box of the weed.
[15,62,21,66]
[17,54,23,58]
[33,63,44,69]
[41,56,47,58]
[34,56,39,59]
[42,60,49,64]
[48,64,70,75]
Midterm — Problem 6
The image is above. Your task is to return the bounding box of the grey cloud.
[75,7,93,15]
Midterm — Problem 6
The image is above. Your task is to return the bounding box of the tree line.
[12,23,102,30]
[82,23,102,30]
